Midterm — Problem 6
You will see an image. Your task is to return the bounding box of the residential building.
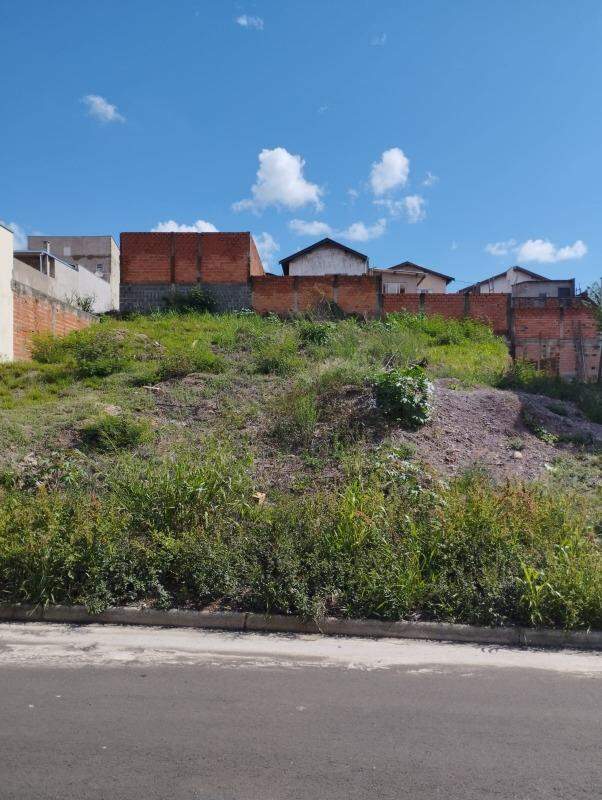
[373,261,453,294]
[14,243,114,312]
[27,235,120,309]
[280,238,368,276]
[460,266,575,297]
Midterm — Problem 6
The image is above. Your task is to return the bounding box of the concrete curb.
[0,604,601,650]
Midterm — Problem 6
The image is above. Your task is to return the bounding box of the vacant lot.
[0,311,600,629]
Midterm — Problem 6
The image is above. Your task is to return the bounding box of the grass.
[0,445,599,628]
[501,360,602,423]
[0,310,599,630]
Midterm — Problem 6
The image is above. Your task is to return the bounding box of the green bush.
[373,366,433,427]
[157,345,225,380]
[252,334,301,376]
[165,286,216,314]
[271,388,318,447]
[298,321,332,346]
[80,414,151,451]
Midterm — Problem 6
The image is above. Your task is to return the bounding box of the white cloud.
[484,239,517,256]
[0,220,27,249]
[370,33,387,46]
[374,194,426,223]
[288,217,386,242]
[152,219,218,233]
[422,171,439,187]
[401,195,426,224]
[485,237,587,263]
[233,147,323,213]
[339,218,387,242]
[516,238,587,263]
[254,232,279,267]
[289,219,333,237]
[82,94,125,123]
[347,188,359,203]
[236,15,264,29]
[370,148,410,196]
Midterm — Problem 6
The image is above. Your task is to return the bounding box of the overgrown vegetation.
[501,360,602,424]
[0,310,599,630]
[0,445,599,628]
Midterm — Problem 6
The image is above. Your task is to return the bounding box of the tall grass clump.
[80,414,151,452]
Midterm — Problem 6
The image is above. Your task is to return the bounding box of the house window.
[557,287,571,298]
[96,264,104,276]
[384,284,405,294]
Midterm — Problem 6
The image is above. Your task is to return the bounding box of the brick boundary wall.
[251,275,381,318]
[119,232,260,312]
[383,292,510,335]
[12,281,97,360]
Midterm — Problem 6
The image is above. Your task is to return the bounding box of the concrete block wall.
[12,282,97,360]
[120,232,263,312]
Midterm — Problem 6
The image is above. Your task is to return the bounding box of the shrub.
[70,328,131,377]
[156,344,225,380]
[80,414,151,451]
[298,321,332,346]
[165,286,216,314]
[373,366,433,427]
[30,334,68,364]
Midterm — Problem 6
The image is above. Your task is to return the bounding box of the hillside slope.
[0,311,600,629]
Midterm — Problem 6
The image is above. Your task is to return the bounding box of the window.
[95,264,104,276]
[63,246,71,257]
[384,283,405,294]
[557,287,571,298]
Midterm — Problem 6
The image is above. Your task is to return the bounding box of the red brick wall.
[249,236,266,278]
[121,233,172,284]
[296,277,335,312]
[382,294,421,313]
[252,275,380,317]
[469,294,509,334]
[120,232,261,285]
[513,299,601,380]
[337,276,380,316]
[12,284,96,361]
[424,294,466,319]
[200,233,252,284]
[252,276,296,314]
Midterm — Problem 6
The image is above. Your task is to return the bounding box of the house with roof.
[372,261,454,294]
[460,266,575,298]
[280,238,369,277]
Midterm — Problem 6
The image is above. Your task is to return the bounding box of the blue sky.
[1,0,601,290]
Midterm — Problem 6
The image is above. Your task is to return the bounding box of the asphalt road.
[0,624,600,800]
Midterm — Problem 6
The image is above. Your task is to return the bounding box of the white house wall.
[0,226,14,361]
[13,256,112,312]
[288,245,367,276]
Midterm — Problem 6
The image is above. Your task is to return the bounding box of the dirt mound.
[394,380,602,482]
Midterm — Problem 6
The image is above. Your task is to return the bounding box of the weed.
[165,287,216,314]
[80,414,151,451]
[373,366,433,427]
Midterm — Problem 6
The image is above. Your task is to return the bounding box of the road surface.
[0,622,600,799]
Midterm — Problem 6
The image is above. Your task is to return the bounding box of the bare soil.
[394,380,602,481]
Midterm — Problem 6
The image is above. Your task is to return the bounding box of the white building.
[280,238,368,276]
[461,266,575,298]
[374,261,453,294]
[0,224,14,361]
